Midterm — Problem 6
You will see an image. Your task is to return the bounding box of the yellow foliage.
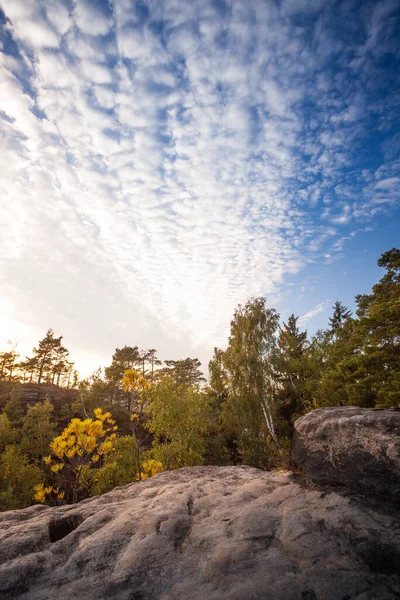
[122,369,150,394]
[35,408,118,505]
[140,459,163,480]
[33,483,54,503]
[50,463,63,473]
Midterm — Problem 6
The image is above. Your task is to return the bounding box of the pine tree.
[33,330,68,384]
[0,347,20,381]
[19,356,38,383]
[348,248,400,406]
[328,301,352,337]
[158,358,205,387]
[274,315,309,437]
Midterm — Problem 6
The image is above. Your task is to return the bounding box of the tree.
[0,446,42,511]
[0,413,18,452]
[328,301,352,337]
[209,348,229,401]
[0,347,20,381]
[105,346,141,385]
[207,348,236,465]
[146,376,210,469]
[73,370,131,433]
[216,298,281,467]
[38,408,117,504]
[158,358,205,387]
[19,356,38,383]
[273,315,310,437]
[4,388,23,429]
[348,248,400,406]
[89,435,139,496]
[311,250,400,408]
[50,345,69,385]
[311,319,357,408]
[32,329,68,384]
[146,349,162,381]
[122,369,151,480]
[20,399,56,462]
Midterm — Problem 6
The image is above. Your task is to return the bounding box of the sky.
[0,0,399,377]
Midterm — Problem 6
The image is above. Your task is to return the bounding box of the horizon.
[1,0,399,377]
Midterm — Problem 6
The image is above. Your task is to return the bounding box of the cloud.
[0,0,399,374]
[73,0,112,36]
[46,3,71,36]
[298,302,329,327]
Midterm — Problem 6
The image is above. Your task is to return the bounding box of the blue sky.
[0,0,399,375]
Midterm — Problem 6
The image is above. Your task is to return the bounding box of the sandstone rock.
[292,407,400,502]
[0,466,399,599]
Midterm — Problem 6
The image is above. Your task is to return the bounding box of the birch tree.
[216,297,281,467]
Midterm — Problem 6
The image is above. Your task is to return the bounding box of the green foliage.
[104,346,161,403]
[328,301,352,337]
[273,315,310,436]
[4,388,23,429]
[217,297,281,467]
[89,435,139,496]
[0,446,42,511]
[20,399,56,461]
[0,414,18,452]
[351,248,400,407]
[311,250,400,409]
[121,369,152,480]
[146,376,210,469]
[105,346,140,387]
[157,358,205,387]
[311,317,356,408]
[208,348,228,400]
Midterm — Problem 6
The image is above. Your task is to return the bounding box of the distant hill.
[0,382,78,414]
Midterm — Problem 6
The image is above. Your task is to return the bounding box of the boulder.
[292,407,400,502]
[0,465,399,599]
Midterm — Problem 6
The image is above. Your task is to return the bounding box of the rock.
[292,407,400,502]
[0,466,399,599]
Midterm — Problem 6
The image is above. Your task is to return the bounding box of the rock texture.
[292,407,400,502]
[1,466,400,600]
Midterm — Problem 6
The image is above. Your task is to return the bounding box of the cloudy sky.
[0,0,399,376]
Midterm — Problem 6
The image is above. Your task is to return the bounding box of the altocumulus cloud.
[0,0,399,373]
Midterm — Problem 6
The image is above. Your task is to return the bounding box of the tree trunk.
[261,397,281,451]
[38,357,46,384]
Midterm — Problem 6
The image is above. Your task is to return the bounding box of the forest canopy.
[0,248,399,510]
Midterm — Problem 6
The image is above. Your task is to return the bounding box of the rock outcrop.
[1,465,400,599]
[292,407,400,502]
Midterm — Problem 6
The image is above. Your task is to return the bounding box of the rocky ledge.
[0,466,399,599]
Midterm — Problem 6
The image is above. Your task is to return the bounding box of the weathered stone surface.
[292,407,400,502]
[0,466,399,599]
